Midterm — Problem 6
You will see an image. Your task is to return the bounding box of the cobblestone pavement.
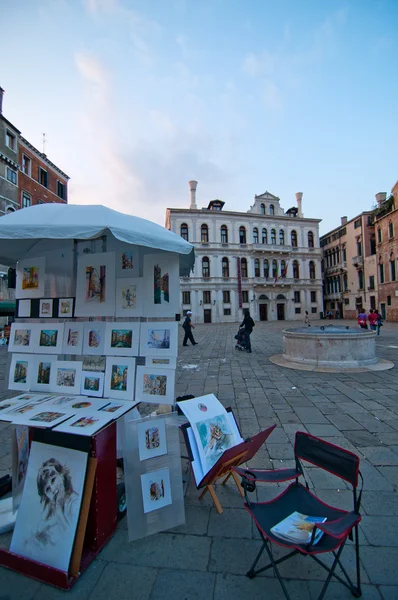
[1,320,398,599]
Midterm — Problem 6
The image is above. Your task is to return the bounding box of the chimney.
[295,192,303,217]
[0,87,4,115]
[189,180,198,210]
[341,216,347,225]
[375,192,387,207]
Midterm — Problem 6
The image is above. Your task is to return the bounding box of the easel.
[198,450,248,514]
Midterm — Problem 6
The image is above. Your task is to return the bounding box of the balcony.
[252,243,292,253]
[352,256,364,267]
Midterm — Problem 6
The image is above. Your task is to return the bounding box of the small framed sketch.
[9,354,33,391]
[140,468,172,514]
[104,357,136,401]
[8,323,37,353]
[139,322,178,357]
[135,366,175,405]
[16,256,45,299]
[75,252,116,317]
[17,300,31,318]
[146,356,177,369]
[104,322,140,356]
[82,322,106,356]
[54,412,113,436]
[39,299,53,318]
[31,355,56,393]
[97,400,138,419]
[37,323,64,355]
[50,361,82,396]
[115,278,143,317]
[137,417,167,461]
[63,322,84,355]
[80,371,104,398]
[58,298,74,318]
[117,247,140,278]
[143,253,180,318]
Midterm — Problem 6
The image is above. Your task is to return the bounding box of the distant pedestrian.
[240,309,255,353]
[374,309,383,336]
[357,308,368,330]
[182,311,198,346]
[304,311,311,327]
[368,309,378,332]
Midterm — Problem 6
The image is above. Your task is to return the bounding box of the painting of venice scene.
[145,426,160,449]
[40,330,58,347]
[14,361,28,384]
[121,252,134,270]
[121,285,137,309]
[85,265,106,303]
[14,329,31,347]
[99,401,123,413]
[110,329,132,349]
[88,329,101,348]
[111,365,128,392]
[154,264,169,304]
[30,412,65,423]
[141,468,172,513]
[71,416,99,428]
[37,361,51,385]
[196,414,235,469]
[60,300,72,315]
[9,403,37,415]
[147,329,170,350]
[40,302,52,316]
[84,376,100,392]
[22,266,39,290]
[67,329,80,347]
[143,374,167,396]
[56,368,76,388]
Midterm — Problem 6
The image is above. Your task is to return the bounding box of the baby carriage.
[234,327,247,351]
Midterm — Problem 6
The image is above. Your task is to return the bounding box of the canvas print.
[143,254,180,317]
[75,252,115,317]
[18,299,31,318]
[104,357,136,401]
[140,468,172,514]
[139,322,178,357]
[37,324,64,355]
[8,323,36,353]
[104,322,139,356]
[54,412,113,436]
[50,361,82,396]
[9,354,32,391]
[135,366,175,405]
[115,278,143,316]
[16,257,45,299]
[39,299,53,318]
[10,441,88,571]
[137,417,167,461]
[58,298,74,318]
[82,322,105,356]
[80,371,104,398]
[63,323,84,355]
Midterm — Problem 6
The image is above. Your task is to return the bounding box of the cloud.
[75,53,109,90]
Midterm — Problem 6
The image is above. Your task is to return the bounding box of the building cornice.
[0,114,21,134]
[167,207,321,224]
[320,211,373,240]
[20,137,70,180]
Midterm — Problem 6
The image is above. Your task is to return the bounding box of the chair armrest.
[233,466,301,484]
[317,511,361,539]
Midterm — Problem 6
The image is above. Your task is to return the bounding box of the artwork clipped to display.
[50,361,83,396]
[37,323,65,355]
[117,246,140,277]
[137,417,167,461]
[104,356,136,401]
[146,356,177,369]
[10,441,88,571]
[75,252,116,317]
[9,354,32,391]
[58,298,74,318]
[143,253,180,318]
[140,468,172,514]
[8,323,36,353]
[63,322,84,355]
[82,322,106,356]
[54,412,113,436]
[139,321,178,358]
[16,256,45,299]
[18,299,31,318]
[135,366,175,405]
[31,355,56,393]
[115,278,143,317]
[39,299,53,318]
[80,371,104,398]
[104,322,140,356]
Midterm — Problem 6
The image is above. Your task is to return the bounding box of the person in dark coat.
[182,311,198,346]
[240,309,255,353]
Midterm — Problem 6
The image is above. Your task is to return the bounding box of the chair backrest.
[295,432,360,487]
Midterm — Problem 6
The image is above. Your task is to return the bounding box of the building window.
[221,225,228,243]
[39,167,48,188]
[294,291,301,303]
[203,290,211,304]
[370,296,376,310]
[379,262,384,284]
[262,228,267,244]
[279,229,285,245]
[271,229,276,245]
[343,273,348,290]
[202,256,210,278]
[389,222,394,239]
[182,291,191,304]
[390,260,396,281]
[239,226,246,244]
[272,259,278,279]
[242,290,249,303]
[377,228,382,244]
[22,154,31,176]
[22,191,31,208]
[253,227,259,244]
[310,291,317,303]
[222,257,229,277]
[295,307,301,314]
[254,258,260,277]
[293,260,300,279]
[201,224,209,243]
[370,237,376,255]
[369,275,375,290]
[263,259,269,278]
[280,260,286,277]
[308,231,314,248]
[6,167,17,185]
[291,230,298,247]
[309,261,316,280]
[56,181,65,199]
[342,247,347,262]
[260,203,265,214]
[180,223,189,241]
[387,295,392,306]
[224,308,231,315]
[354,218,361,229]
[223,290,230,303]
[311,307,317,314]
[241,258,248,278]
[269,204,274,216]
[357,240,362,257]
[358,270,364,289]
[5,130,16,151]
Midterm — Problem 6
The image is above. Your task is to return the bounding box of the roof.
[20,137,69,180]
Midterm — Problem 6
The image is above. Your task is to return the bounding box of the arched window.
[262,228,267,244]
[309,261,316,280]
[271,229,276,245]
[308,231,314,248]
[201,224,209,243]
[202,256,210,277]
[389,221,394,239]
[263,259,269,278]
[180,223,188,241]
[222,257,229,277]
[279,229,285,245]
[241,258,248,278]
[293,260,300,279]
[253,227,259,244]
[254,258,260,277]
[260,203,265,214]
[272,259,278,278]
[269,204,275,216]
[220,225,228,244]
[239,226,246,244]
[281,260,286,277]
[291,230,298,247]
[377,228,382,244]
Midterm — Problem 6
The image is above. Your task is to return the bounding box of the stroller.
[234,327,247,351]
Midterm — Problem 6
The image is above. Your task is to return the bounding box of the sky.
[1,0,397,234]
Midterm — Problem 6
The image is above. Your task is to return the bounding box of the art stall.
[0,203,194,589]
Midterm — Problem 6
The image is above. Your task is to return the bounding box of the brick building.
[0,87,20,215]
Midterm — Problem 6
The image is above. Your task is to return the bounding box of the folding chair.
[234,432,363,600]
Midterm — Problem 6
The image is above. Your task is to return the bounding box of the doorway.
[259,304,268,321]
[277,303,285,320]
[204,309,212,323]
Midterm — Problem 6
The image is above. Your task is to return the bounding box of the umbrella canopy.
[0,204,194,274]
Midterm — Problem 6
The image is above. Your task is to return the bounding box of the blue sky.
[2,0,397,234]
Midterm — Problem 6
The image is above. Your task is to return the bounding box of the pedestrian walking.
[240,309,255,353]
[357,308,368,330]
[182,311,198,346]
[368,309,378,332]
[304,311,311,327]
[374,309,383,336]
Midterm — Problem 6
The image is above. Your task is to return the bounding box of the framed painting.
[146,356,177,369]
[63,322,84,355]
[58,298,74,318]
[115,278,143,317]
[8,322,37,354]
[10,441,88,571]
[139,321,178,358]
[36,323,64,355]
[117,246,140,278]
[135,366,175,405]
[104,356,136,401]
[140,467,172,514]
[17,299,31,318]
[137,417,167,461]
[97,399,138,419]
[39,299,53,318]
[80,371,105,398]
[104,322,140,356]
[50,360,82,396]
[82,322,106,356]
[31,355,56,393]
[75,252,116,317]
[9,354,33,392]
[16,256,45,300]
[54,412,113,437]
[143,253,180,318]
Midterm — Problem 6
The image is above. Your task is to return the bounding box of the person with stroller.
[240,309,255,353]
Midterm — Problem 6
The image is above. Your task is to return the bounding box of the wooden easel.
[198,450,248,514]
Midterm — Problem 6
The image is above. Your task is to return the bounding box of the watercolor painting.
[153,264,169,304]
[13,360,28,384]
[110,365,128,392]
[36,361,52,385]
[147,329,170,349]
[75,253,115,317]
[30,411,66,423]
[16,257,45,300]
[196,414,235,469]
[58,298,73,317]
[88,328,101,348]
[82,356,106,372]
[115,278,143,317]
[81,370,104,398]
[121,252,134,270]
[9,403,38,415]
[82,323,105,356]
[70,416,99,428]
[143,374,167,396]
[140,468,172,514]
[84,376,99,391]
[139,322,178,358]
[121,285,136,309]
[50,396,78,406]
[110,329,132,349]
[56,368,76,388]
[99,402,123,413]
[137,417,168,461]
[85,265,106,303]
[39,330,58,347]
[13,329,31,347]
[39,300,53,317]
[22,266,39,290]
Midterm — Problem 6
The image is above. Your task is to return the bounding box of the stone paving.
[1,319,398,599]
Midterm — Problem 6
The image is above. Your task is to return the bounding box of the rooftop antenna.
[42,132,47,154]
